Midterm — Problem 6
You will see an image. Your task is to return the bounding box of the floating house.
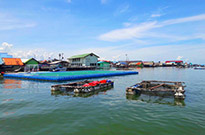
[68,53,99,67]
[142,61,155,67]
[39,60,50,71]
[115,61,128,68]
[128,61,143,68]
[1,58,24,72]
[49,60,69,71]
[115,60,143,68]
[0,52,13,65]
[22,58,39,72]
[50,60,70,67]
[165,60,183,66]
[97,61,111,69]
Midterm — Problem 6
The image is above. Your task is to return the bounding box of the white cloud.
[150,6,168,18]
[67,0,72,3]
[12,49,55,60]
[0,42,13,52]
[0,23,36,31]
[99,14,205,41]
[160,14,205,26]
[151,14,161,18]
[194,34,205,40]
[119,4,129,13]
[0,42,55,60]
[99,21,158,41]
[0,13,36,31]
[76,44,205,63]
[114,4,130,16]
[177,56,183,60]
[75,44,132,61]
[101,0,107,4]
[123,22,132,27]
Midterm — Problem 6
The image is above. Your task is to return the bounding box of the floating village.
[0,52,203,73]
[1,0,205,134]
[1,51,203,101]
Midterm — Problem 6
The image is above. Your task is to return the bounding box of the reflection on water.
[3,79,22,89]
[126,94,186,106]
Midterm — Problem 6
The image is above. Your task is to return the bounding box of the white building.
[68,53,99,67]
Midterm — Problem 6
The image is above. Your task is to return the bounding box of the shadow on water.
[126,94,186,106]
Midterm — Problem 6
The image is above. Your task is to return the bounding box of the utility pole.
[62,53,64,61]
[125,54,129,68]
[59,53,61,61]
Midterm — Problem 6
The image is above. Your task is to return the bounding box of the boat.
[51,79,114,94]
[194,67,205,70]
[126,80,186,99]
[50,67,67,72]
[52,67,67,72]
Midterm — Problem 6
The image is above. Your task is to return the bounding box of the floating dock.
[3,70,138,82]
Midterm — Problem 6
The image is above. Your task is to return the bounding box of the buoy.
[1,72,5,75]
[174,92,185,99]
[74,89,79,93]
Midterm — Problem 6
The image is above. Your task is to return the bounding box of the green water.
[0,68,205,135]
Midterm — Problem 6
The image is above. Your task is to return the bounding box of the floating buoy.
[74,89,79,93]
[174,92,185,99]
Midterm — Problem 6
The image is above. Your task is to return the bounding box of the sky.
[0,0,205,63]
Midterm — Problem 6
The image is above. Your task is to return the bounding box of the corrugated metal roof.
[2,58,23,66]
[165,60,183,63]
[69,53,99,59]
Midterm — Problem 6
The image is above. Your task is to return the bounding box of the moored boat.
[126,80,186,99]
[194,67,205,70]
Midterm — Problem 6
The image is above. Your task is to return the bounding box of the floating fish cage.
[51,80,114,94]
[126,80,186,99]
[3,70,138,82]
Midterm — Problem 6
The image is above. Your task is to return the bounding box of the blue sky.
[0,0,205,63]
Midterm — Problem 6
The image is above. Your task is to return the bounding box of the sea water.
[0,67,204,135]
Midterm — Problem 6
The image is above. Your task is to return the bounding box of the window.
[90,63,96,66]
[72,58,80,62]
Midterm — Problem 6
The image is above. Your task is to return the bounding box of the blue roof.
[119,62,127,65]
[0,52,13,64]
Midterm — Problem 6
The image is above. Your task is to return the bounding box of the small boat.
[50,67,67,72]
[194,67,205,70]
[51,79,114,94]
[126,80,186,99]
[0,72,4,79]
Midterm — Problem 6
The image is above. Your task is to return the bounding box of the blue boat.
[194,67,205,70]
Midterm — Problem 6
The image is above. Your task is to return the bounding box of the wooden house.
[68,53,99,67]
